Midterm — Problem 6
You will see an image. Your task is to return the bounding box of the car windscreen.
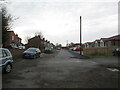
[27,48,36,52]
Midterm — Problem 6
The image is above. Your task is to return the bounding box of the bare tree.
[1,4,19,47]
[24,35,31,44]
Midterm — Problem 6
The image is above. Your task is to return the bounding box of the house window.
[12,36,14,40]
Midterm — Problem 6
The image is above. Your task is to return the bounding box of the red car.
[75,47,83,51]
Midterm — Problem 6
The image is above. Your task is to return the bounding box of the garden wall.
[9,49,25,57]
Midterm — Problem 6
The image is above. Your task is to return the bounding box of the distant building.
[99,34,120,47]
[84,34,120,48]
[4,31,22,48]
[84,41,95,48]
[94,39,100,47]
[106,34,120,47]
[99,38,110,47]
[27,36,54,52]
[69,43,85,48]
[27,35,44,49]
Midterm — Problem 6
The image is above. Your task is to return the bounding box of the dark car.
[0,48,13,73]
[112,48,120,56]
[23,48,41,59]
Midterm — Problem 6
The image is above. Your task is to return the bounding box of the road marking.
[107,68,119,72]
[91,61,97,64]
[69,60,82,63]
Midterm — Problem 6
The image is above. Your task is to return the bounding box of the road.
[2,49,119,88]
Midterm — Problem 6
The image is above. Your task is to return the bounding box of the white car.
[0,48,13,73]
[18,46,25,49]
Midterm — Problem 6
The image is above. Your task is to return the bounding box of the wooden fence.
[83,46,118,56]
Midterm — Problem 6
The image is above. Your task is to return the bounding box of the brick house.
[99,34,120,47]
[83,34,120,56]
[94,39,100,47]
[4,31,22,48]
[27,36,50,51]
[107,34,120,47]
[26,36,55,52]
[100,38,110,47]
[27,35,43,48]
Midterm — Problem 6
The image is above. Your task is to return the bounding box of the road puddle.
[107,68,119,72]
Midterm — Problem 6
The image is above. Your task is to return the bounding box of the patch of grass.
[13,55,22,60]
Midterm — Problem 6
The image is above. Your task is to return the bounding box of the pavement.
[69,49,119,71]
[2,49,119,88]
[68,50,90,59]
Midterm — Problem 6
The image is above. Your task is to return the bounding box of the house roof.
[7,31,14,34]
[28,36,41,41]
[84,34,120,45]
[100,38,111,41]
[17,37,22,40]
[7,31,22,40]
[74,43,84,46]
[95,39,100,42]
[109,34,120,40]
[84,41,95,44]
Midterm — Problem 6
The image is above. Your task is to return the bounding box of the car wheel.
[4,63,12,73]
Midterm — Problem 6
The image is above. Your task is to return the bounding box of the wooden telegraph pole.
[80,16,82,55]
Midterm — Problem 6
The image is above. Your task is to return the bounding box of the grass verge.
[85,54,119,59]
[13,55,22,61]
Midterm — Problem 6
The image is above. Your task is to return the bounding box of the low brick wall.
[9,49,25,57]
[83,46,118,56]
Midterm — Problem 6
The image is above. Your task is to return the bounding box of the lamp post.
[80,16,82,55]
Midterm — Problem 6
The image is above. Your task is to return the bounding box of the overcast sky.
[1,0,119,46]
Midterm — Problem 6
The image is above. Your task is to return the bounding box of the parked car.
[23,48,41,59]
[57,47,61,50]
[73,47,77,51]
[44,47,53,53]
[112,48,120,56]
[74,47,83,51]
[18,46,25,49]
[0,48,13,73]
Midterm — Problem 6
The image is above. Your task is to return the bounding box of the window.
[2,50,10,57]
[5,50,11,56]
[2,50,7,57]
[12,36,14,40]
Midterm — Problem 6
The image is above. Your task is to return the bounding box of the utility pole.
[80,16,82,55]
[66,40,68,47]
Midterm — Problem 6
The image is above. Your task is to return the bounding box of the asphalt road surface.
[2,49,119,88]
